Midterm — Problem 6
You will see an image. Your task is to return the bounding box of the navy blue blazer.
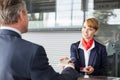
[70,40,108,76]
[0,29,79,80]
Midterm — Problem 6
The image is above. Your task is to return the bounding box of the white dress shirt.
[78,39,95,67]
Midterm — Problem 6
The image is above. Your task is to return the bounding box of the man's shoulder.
[20,39,43,49]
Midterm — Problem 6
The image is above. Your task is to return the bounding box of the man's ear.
[19,10,25,21]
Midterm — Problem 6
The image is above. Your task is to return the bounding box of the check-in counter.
[77,75,120,80]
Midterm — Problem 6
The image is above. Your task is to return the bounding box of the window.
[26,0,84,31]
[26,0,120,31]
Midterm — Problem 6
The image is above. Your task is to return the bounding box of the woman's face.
[82,22,97,40]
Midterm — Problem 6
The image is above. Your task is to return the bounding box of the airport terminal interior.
[24,0,120,77]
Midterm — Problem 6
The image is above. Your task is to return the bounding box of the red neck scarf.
[82,38,94,50]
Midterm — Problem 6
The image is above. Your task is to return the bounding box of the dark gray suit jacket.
[0,29,79,80]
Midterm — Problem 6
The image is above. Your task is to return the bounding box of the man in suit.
[0,0,79,80]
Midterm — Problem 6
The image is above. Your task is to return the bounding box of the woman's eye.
[88,28,94,31]
[83,26,86,29]
[88,29,92,31]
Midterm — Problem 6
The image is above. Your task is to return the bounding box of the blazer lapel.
[78,48,85,66]
[88,47,97,66]
[76,41,85,66]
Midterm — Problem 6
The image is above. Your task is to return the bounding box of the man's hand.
[59,57,74,69]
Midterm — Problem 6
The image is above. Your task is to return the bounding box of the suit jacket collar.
[74,41,85,66]
[88,41,99,66]
[0,29,21,38]
[88,47,97,66]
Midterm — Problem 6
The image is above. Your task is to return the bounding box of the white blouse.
[78,39,95,66]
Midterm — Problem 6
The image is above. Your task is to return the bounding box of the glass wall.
[26,0,120,30]
[26,0,84,30]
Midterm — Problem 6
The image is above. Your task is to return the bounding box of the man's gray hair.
[0,0,27,24]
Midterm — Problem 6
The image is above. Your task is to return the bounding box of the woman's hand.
[85,66,94,74]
